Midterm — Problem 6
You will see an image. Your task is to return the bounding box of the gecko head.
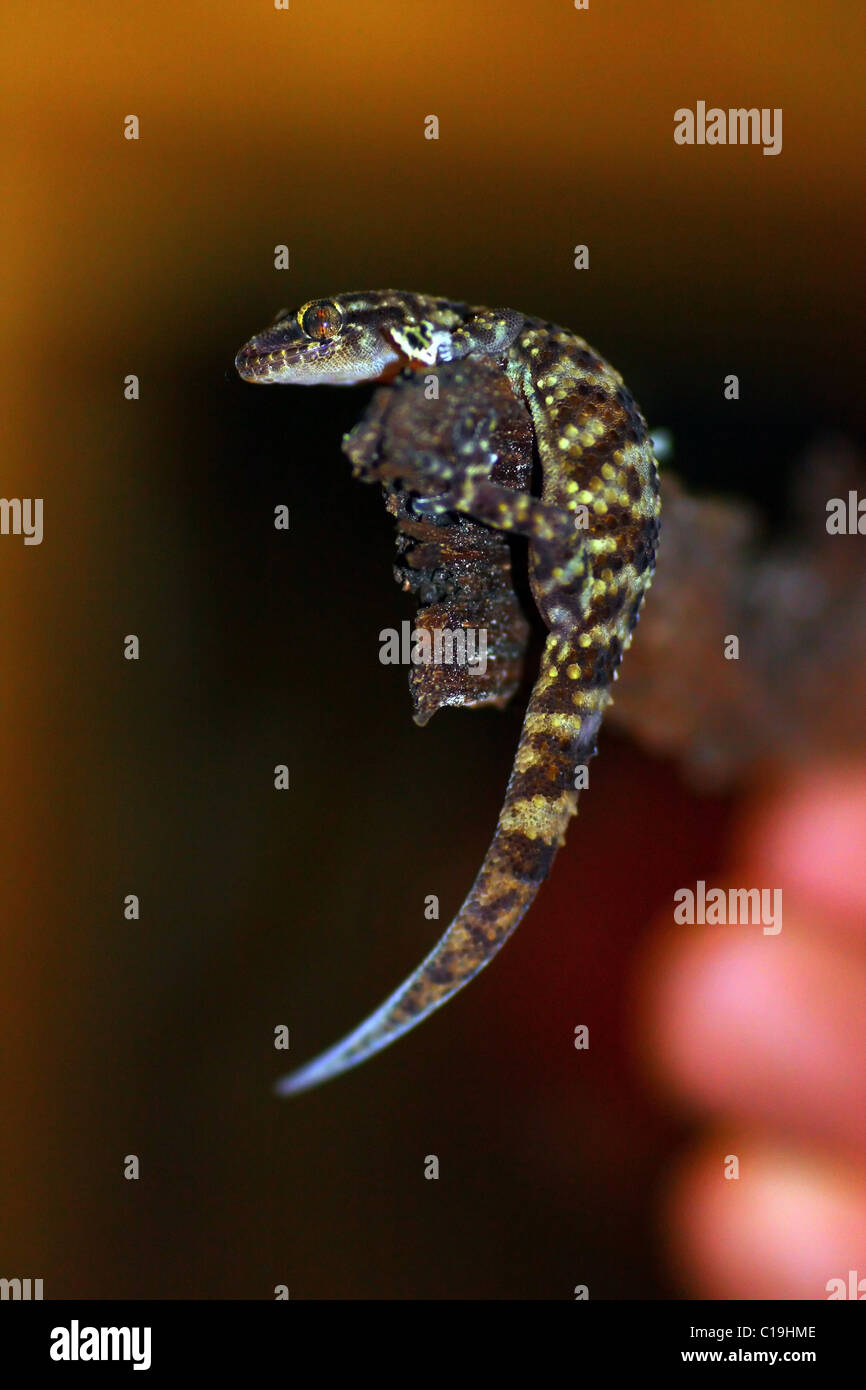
[235,291,461,386]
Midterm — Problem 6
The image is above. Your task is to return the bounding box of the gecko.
[235,291,661,1094]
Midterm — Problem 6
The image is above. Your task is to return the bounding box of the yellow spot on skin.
[566,664,581,678]
[500,793,577,843]
[524,711,581,734]
[578,633,593,648]
[578,418,607,447]
[514,743,542,773]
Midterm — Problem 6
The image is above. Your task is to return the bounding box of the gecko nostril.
[235,343,266,382]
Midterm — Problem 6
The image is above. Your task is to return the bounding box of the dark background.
[1,1,862,1298]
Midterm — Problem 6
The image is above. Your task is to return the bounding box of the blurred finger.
[663,1135,866,1300]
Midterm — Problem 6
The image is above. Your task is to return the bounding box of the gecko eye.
[298,300,343,340]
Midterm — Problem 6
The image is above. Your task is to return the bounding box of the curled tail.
[277,638,605,1095]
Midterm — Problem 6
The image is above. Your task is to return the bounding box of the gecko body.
[236,291,660,1093]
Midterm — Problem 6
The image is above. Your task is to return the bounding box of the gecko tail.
[277,660,602,1096]
[274,913,525,1097]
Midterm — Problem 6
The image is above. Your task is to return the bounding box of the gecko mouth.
[235,336,332,382]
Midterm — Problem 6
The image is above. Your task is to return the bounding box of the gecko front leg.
[347,361,587,570]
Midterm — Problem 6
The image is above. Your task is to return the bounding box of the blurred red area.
[638,767,866,1299]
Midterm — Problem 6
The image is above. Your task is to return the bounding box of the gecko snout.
[235,328,337,383]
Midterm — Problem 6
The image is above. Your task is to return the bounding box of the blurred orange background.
[1,1,863,1297]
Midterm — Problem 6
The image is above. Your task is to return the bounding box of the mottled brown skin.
[235,292,661,1093]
